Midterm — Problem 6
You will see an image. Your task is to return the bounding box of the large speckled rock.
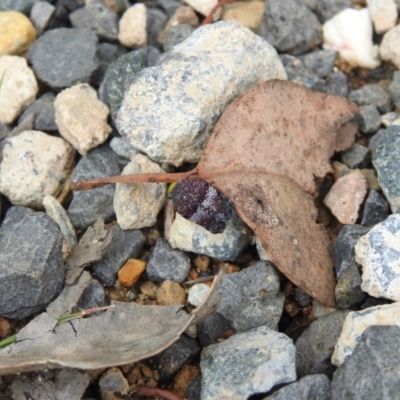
[0,55,38,124]
[114,154,167,229]
[116,21,286,167]
[0,131,75,208]
[54,84,112,155]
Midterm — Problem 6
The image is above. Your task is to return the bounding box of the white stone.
[323,8,381,69]
[355,214,400,301]
[188,283,210,306]
[0,55,38,124]
[118,4,147,48]
[332,302,400,366]
[0,130,75,208]
[114,154,167,229]
[54,83,112,155]
[380,24,400,69]
[366,0,397,34]
[182,0,217,16]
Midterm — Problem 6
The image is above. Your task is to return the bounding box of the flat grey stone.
[296,311,349,378]
[331,325,400,400]
[325,71,349,97]
[27,28,99,90]
[361,190,390,227]
[298,49,337,78]
[340,143,370,169]
[349,83,392,114]
[217,261,285,333]
[0,206,64,319]
[77,279,107,310]
[262,374,331,400]
[258,0,322,55]
[69,145,120,230]
[373,126,400,213]
[91,224,144,287]
[201,326,296,400]
[0,0,51,14]
[198,312,233,347]
[30,1,55,35]
[146,238,190,283]
[314,0,352,22]
[357,105,382,135]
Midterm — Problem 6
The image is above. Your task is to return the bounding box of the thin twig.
[183,276,214,286]
[137,386,187,400]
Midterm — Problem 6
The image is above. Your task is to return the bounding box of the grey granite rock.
[340,143,370,169]
[146,238,190,283]
[357,105,382,135]
[91,224,144,287]
[201,326,296,400]
[77,279,107,310]
[258,0,322,55]
[0,206,64,319]
[262,374,331,400]
[331,224,370,279]
[217,261,285,333]
[0,0,51,14]
[325,71,349,98]
[69,2,118,41]
[27,28,99,90]
[314,0,352,22]
[198,312,233,347]
[331,325,400,400]
[389,70,400,109]
[361,190,390,227]
[349,83,392,114]
[298,49,337,78]
[104,49,147,123]
[296,311,349,378]
[163,23,195,52]
[280,54,325,92]
[373,126,400,212]
[69,145,120,230]
[146,7,169,49]
[18,92,57,131]
[117,21,286,166]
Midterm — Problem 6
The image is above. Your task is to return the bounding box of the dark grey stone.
[262,374,331,400]
[314,0,352,22]
[68,145,120,230]
[27,28,99,91]
[296,311,349,378]
[357,104,382,135]
[186,373,202,400]
[69,3,118,41]
[0,206,64,319]
[373,126,400,213]
[389,71,400,109]
[18,92,57,131]
[298,49,337,78]
[146,238,190,283]
[340,143,370,169]
[0,0,51,14]
[163,24,195,52]
[325,71,349,98]
[157,335,201,383]
[146,7,169,49]
[258,0,322,55]
[335,261,366,309]
[331,224,370,279]
[217,261,284,333]
[156,0,185,17]
[47,0,83,29]
[146,45,161,67]
[361,190,390,227]
[198,312,233,347]
[349,84,392,114]
[331,325,400,400]
[77,279,107,310]
[280,54,325,92]
[104,49,147,123]
[294,288,310,307]
[91,224,144,287]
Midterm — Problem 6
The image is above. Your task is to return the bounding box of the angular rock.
[163,23,195,52]
[361,189,390,227]
[332,302,400,366]
[298,49,337,78]
[198,312,233,347]
[262,374,331,400]
[117,21,286,166]
[118,258,146,287]
[201,326,296,400]
[54,83,112,155]
[0,10,36,56]
[373,126,400,212]
[314,0,352,22]
[381,111,399,127]
[312,299,337,318]
[77,278,107,310]
[323,169,368,224]
[0,130,74,208]
[146,238,190,283]
[169,212,251,261]
[367,0,397,34]
[296,311,349,378]
[0,55,38,124]
[90,224,144,287]
[325,71,349,97]
[217,261,285,333]
[258,0,322,55]
[380,24,400,69]
[30,1,55,35]
[0,206,64,319]
[114,154,167,230]
[349,83,392,114]
[146,7,169,49]
[340,143,370,169]
[357,104,382,134]
[221,1,264,31]
[355,214,400,301]
[68,145,120,230]
[27,28,99,90]
[118,4,147,48]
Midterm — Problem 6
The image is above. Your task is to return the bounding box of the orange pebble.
[118,259,146,287]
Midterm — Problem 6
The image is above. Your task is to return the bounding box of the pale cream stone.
[380,24,400,69]
[182,0,217,16]
[366,0,397,34]
[118,4,147,48]
[221,1,265,31]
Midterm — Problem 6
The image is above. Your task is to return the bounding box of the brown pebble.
[118,259,146,287]
[157,280,186,306]
[173,365,200,397]
[194,255,211,271]
[140,280,158,297]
